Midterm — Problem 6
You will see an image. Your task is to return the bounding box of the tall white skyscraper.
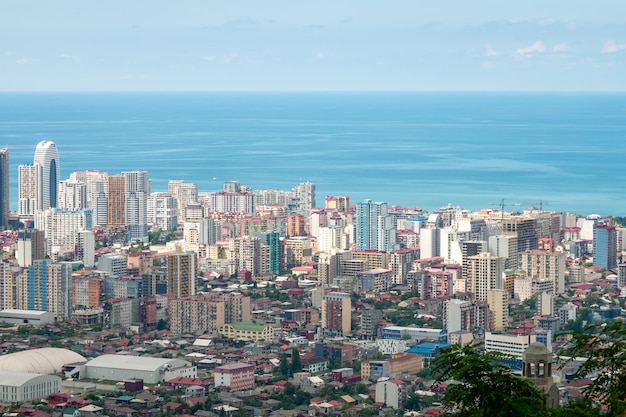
[18,163,40,215]
[33,140,60,210]
[123,170,150,242]
[57,180,87,209]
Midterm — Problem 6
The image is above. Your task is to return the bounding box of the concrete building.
[18,163,40,216]
[123,170,150,242]
[213,363,255,391]
[468,252,503,301]
[98,253,128,278]
[218,320,277,342]
[34,208,93,255]
[33,140,60,211]
[167,252,197,298]
[57,179,87,210]
[106,175,126,226]
[356,199,397,251]
[375,378,406,409]
[0,309,55,326]
[321,291,351,336]
[16,229,46,268]
[381,326,446,343]
[168,180,198,223]
[0,147,7,230]
[0,372,61,402]
[519,250,566,295]
[84,355,196,384]
[487,289,509,331]
[594,223,617,270]
[147,192,178,231]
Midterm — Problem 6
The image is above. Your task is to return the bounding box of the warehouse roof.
[0,348,86,374]
[0,371,59,387]
[86,354,189,372]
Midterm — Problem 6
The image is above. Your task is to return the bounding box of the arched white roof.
[0,347,87,374]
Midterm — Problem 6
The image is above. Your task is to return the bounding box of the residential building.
[375,378,406,409]
[356,199,397,251]
[167,252,197,298]
[0,147,7,230]
[123,170,150,242]
[33,140,60,210]
[321,291,351,336]
[18,163,40,216]
[467,252,503,301]
[214,363,255,391]
[594,223,617,270]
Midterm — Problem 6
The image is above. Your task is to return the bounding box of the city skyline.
[2,1,626,92]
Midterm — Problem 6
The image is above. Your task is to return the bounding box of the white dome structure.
[0,347,86,374]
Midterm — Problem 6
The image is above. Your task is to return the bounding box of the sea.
[1,92,625,216]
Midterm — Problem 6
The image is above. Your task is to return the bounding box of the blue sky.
[2,1,626,91]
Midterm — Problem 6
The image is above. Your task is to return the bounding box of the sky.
[2,1,626,92]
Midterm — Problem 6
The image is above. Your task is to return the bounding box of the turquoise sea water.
[1,92,625,216]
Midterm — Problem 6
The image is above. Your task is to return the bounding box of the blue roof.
[406,342,451,354]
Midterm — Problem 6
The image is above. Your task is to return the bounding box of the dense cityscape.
[0,139,625,416]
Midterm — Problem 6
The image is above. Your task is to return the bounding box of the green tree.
[291,348,302,373]
[548,398,601,417]
[431,343,548,417]
[559,321,626,416]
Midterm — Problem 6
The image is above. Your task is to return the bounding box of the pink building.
[214,363,256,391]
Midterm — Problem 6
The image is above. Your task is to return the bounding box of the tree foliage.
[431,343,548,417]
[559,321,626,416]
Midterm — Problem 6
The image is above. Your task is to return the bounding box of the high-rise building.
[321,290,351,336]
[519,250,566,295]
[468,252,503,302]
[147,192,178,231]
[47,262,73,319]
[167,252,197,298]
[33,140,60,210]
[69,170,108,203]
[106,175,125,226]
[34,208,93,255]
[168,180,198,223]
[593,223,617,270]
[18,164,40,216]
[0,261,16,310]
[0,147,8,229]
[255,231,281,274]
[356,199,397,251]
[16,229,46,267]
[325,196,349,211]
[57,180,87,210]
[123,170,150,242]
[487,289,509,331]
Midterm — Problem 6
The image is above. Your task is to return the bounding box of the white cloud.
[316,52,325,59]
[516,40,545,57]
[484,45,498,57]
[602,39,626,53]
[202,55,216,62]
[552,43,570,53]
[16,57,32,64]
[223,53,238,63]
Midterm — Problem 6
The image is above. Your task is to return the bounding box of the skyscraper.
[468,252,503,302]
[106,175,125,226]
[167,252,197,298]
[18,164,40,215]
[0,147,8,229]
[594,223,617,270]
[356,199,397,251]
[123,170,150,242]
[33,140,60,210]
[321,290,351,336]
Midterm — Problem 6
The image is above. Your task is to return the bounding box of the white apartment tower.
[18,164,41,215]
[147,192,178,231]
[168,180,198,222]
[123,170,150,242]
[33,140,60,210]
[57,180,87,210]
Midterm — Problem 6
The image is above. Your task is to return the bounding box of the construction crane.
[489,199,521,221]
